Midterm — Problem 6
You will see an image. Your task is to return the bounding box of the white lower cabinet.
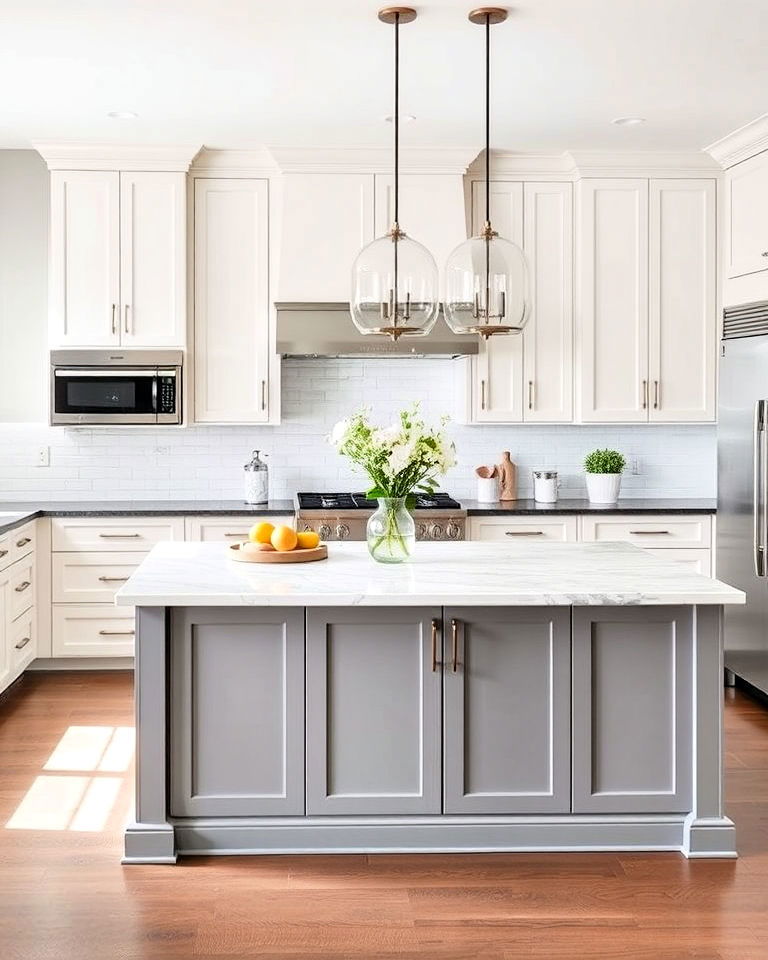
[644,548,711,576]
[580,514,711,549]
[184,515,293,542]
[52,605,136,658]
[0,521,37,695]
[469,516,578,543]
[52,552,146,604]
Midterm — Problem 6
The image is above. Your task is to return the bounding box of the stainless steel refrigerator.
[719,300,768,695]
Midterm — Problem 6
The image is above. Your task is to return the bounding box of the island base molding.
[123,814,737,863]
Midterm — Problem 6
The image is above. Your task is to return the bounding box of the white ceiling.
[0,0,766,152]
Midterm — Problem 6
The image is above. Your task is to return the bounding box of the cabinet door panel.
[471,181,524,422]
[726,151,768,278]
[523,183,573,422]
[120,172,186,347]
[444,607,571,814]
[50,171,120,346]
[306,607,441,815]
[649,179,716,422]
[170,607,305,817]
[572,606,693,813]
[194,179,269,423]
[578,179,649,422]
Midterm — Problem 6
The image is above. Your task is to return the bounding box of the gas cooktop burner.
[297,492,462,511]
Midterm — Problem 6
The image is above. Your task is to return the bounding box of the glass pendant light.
[350,7,439,340]
[444,8,530,338]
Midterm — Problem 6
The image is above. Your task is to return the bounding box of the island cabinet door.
[442,607,571,814]
[169,607,305,817]
[572,606,693,814]
[306,607,442,815]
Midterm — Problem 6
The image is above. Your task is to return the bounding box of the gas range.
[295,492,466,542]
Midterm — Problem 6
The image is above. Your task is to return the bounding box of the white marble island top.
[115,540,745,607]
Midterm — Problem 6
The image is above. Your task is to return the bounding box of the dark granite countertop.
[463,498,717,516]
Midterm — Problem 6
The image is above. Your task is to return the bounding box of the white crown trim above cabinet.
[49,170,186,349]
[193,178,270,424]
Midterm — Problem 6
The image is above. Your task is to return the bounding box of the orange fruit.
[249,521,274,544]
[270,525,298,552]
[297,530,320,549]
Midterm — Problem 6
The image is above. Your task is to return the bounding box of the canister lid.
[244,449,268,471]
[532,470,558,479]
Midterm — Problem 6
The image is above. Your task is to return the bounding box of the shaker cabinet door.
[306,607,442,815]
[443,607,571,814]
[170,607,305,817]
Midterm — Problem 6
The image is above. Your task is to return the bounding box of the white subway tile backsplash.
[0,359,716,502]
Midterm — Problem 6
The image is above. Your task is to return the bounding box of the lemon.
[249,521,274,544]
[297,530,320,549]
[270,525,299,552]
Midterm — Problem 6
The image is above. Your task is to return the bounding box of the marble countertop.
[115,540,745,608]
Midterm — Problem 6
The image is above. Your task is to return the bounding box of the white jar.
[476,476,500,503]
[532,470,559,503]
[244,449,269,504]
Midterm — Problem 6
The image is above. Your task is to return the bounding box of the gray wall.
[0,150,48,423]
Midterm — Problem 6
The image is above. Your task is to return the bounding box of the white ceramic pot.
[585,472,622,504]
[476,476,500,503]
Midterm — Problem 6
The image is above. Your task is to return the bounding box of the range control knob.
[318,524,333,541]
[417,522,429,540]
[302,523,314,533]
[429,522,444,540]
[335,523,350,540]
[446,521,462,540]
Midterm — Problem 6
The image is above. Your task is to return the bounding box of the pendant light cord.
[394,11,400,228]
[485,12,490,227]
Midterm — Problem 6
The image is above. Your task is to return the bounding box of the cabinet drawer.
[580,514,711,549]
[184,515,294,542]
[52,605,135,657]
[0,532,9,572]
[52,516,184,552]
[469,516,578,543]
[10,522,35,565]
[10,608,36,674]
[644,548,711,576]
[52,552,147,603]
[9,559,35,620]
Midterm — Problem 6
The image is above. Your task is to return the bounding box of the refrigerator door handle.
[755,399,767,577]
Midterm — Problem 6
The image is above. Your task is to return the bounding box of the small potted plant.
[584,448,626,504]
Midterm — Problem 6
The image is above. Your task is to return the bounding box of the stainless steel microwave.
[50,350,183,425]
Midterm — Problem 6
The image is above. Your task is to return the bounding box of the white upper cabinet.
[470,181,524,422]
[119,173,186,347]
[50,170,186,348]
[194,178,270,424]
[374,174,466,296]
[523,182,573,423]
[577,179,649,423]
[277,173,374,303]
[649,179,716,422]
[50,171,120,346]
[725,150,768,279]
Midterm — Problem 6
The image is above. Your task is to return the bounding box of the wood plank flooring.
[1,671,767,959]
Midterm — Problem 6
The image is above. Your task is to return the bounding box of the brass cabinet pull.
[261,380,267,411]
[0,549,7,558]
[505,530,544,537]
[16,537,31,547]
[14,581,31,592]
[451,618,459,672]
[528,380,534,410]
[98,629,135,636]
[98,575,130,582]
[629,529,671,535]
[111,303,117,335]
[653,379,660,410]
[480,379,486,411]
[98,533,141,538]
[124,304,131,334]
[642,379,648,410]
[14,636,31,650]
[431,619,440,672]
[224,532,248,538]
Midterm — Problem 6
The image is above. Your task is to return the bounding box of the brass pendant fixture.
[444,7,530,339]
[350,7,440,340]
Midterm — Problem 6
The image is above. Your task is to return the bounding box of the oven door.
[51,368,160,424]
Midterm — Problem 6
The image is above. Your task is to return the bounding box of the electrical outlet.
[630,457,641,476]
[154,445,170,456]
[35,445,50,467]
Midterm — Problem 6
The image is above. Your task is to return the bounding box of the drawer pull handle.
[505,530,544,537]
[224,532,248,538]
[629,530,671,535]
[16,537,31,547]
[14,636,31,650]
[431,619,440,672]
[98,576,130,582]
[98,533,141,539]
[14,581,31,592]
[0,549,7,558]
[451,618,459,673]
[98,629,135,636]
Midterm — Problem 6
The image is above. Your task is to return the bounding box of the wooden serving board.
[228,542,328,564]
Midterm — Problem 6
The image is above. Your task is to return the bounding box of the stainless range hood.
[276,303,478,358]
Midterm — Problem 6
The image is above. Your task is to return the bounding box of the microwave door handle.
[53,369,159,377]
[152,376,158,416]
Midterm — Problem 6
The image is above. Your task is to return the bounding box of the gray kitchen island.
[116,540,745,864]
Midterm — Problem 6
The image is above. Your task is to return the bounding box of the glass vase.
[366,497,416,564]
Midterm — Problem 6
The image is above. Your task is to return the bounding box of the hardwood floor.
[1,672,767,959]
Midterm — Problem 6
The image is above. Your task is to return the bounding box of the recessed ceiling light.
[107,110,138,120]
[385,114,416,123]
[611,116,646,126]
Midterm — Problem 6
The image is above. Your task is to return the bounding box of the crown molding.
[566,150,720,178]
[705,113,768,169]
[190,147,279,178]
[33,141,203,172]
[267,145,477,175]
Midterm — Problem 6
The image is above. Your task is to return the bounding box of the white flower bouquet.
[329,405,456,562]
